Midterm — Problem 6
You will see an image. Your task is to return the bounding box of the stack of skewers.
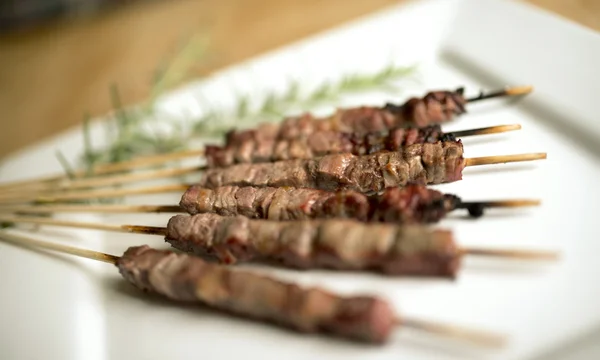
[0,85,556,348]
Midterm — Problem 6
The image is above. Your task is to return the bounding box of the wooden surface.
[0,0,598,159]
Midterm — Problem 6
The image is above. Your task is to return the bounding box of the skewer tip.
[467,85,534,102]
[465,152,546,167]
[400,318,507,348]
[505,85,534,96]
[465,248,559,261]
[458,199,541,218]
[0,231,120,265]
[121,225,168,236]
[452,124,522,138]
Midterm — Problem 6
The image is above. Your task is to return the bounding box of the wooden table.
[0,0,598,159]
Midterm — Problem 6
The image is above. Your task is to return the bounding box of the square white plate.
[1,0,599,359]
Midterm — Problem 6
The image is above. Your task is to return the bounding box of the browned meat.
[224,89,466,144]
[199,141,465,194]
[117,245,395,343]
[179,185,369,220]
[206,125,453,168]
[165,213,462,278]
[368,185,460,223]
[179,184,459,224]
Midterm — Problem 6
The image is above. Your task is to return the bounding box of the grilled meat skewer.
[0,232,505,346]
[0,215,558,279]
[224,86,532,145]
[199,141,546,194]
[0,145,544,205]
[0,146,545,206]
[180,184,539,223]
[0,188,538,220]
[162,214,461,278]
[156,214,555,278]
[206,124,520,168]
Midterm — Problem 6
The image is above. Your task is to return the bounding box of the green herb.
[55,150,76,179]
[146,33,210,113]
[81,113,103,174]
[192,63,418,138]
[72,31,417,173]
[73,34,208,172]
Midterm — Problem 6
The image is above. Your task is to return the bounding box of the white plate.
[1,0,599,359]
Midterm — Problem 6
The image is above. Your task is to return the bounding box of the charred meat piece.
[180,184,459,224]
[224,89,466,144]
[199,141,465,194]
[206,125,454,168]
[164,213,462,278]
[117,245,396,343]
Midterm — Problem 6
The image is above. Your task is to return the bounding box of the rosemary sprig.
[146,34,210,113]
[68,35,208,171]
[67,29,417,173]
[81,114,101,174]
[55,150,76,179]
[193,63,417,138]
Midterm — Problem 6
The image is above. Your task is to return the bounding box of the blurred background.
[0,0,598,159]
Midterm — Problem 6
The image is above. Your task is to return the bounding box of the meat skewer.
[0,147,546,205]
[206,124,520,167]
[0,214,558,278]
[199,143,546,194]
[0,124,520,200]
[0,185,538,223]
[224,86,533,145]
[0,231,506,346]
[0,151,545,205]
[179,184,539,222]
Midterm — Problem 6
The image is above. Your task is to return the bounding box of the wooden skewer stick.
[399,318,506,348]
[0,166,203,200]
[0,231,120,264]
[0,184,191,205]
[465,153,546,167]
[455,199,541,218]
[466,85,534,103]
[0,148,205,195]
[0,216,558,262]
[88,148,205,175]
[33,183,190,203]
[55,165,201,190]
[463,248,559,261]
[458,199,541,208]
[0,166,198,202]
[452,124,521,138]
[0,216,168,234]
[0,204,184,214]
[0,175,66,195]
[0,230,506,348]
